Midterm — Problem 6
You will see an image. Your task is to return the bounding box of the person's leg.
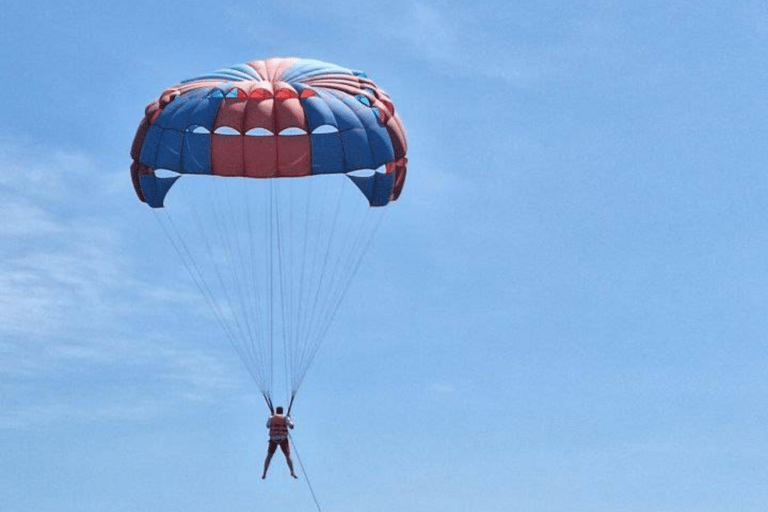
[262,441,277,479]
[280,440,297,478]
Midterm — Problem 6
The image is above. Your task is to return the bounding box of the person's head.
[276,406,284,415]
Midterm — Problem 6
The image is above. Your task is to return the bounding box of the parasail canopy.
[131,57,407,209]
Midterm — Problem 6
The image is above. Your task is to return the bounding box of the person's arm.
[287,417,295,429]
[266,416,272,428]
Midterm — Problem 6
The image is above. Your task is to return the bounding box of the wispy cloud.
[392,2,462,65]
[287,1,633,87]
[0,137,244,428]
[0,398,166,429]
[739,0,768,37]
[428,381,457,394]
[0,140,150,338]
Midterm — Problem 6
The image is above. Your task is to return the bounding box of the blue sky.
[2,1,768,511]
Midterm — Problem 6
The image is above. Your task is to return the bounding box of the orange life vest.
[269,415,289,439]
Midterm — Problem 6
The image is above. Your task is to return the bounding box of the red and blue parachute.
[130,58,408,413]
[131,57,407,209]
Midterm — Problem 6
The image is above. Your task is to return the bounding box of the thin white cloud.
[0,398,166,429]
[739,0,768,37]
[0,137,245,428]
[0,200,64,237]
[0,137,203,337]
[429,381,457,394]
[288,1,632,87]
[395,2,461,64]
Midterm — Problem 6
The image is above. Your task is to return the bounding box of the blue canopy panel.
[297,88,338,129]
[155,130,183,171]
[153,87,211,130]
[300,89,395,176]
[139,88,222,175]
[349,170,396,207]
[310,132,346,175]
[334,90,395,170]
[182,132,211,174]
[139,174,179,208]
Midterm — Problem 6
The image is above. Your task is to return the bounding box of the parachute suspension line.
[290,176,322,397]
[307,209,387,380]
[294,176,326,388]
[302,188,375,359]
[218,180,262,390]
[292,177,346,395]
[152,212,236,350]
[285,178,320,406]
[249,179,274,401]
[191,196,247,346]
[268,180,275,404]
[273,180,291,403]
[284,181,297,403]
[288,432,323,512]
[262,182,273,399]
[290,176,315,411]
[239,180,271,401]
[239,181,270,399]
[287,393,296,417]
[278,176,329,408]
[152,210,263,390]
[244,179,269,397]
[155,210,258,390]
[324,204,385,332]
[225,181,260,373]
[188,190,268,394]
[294,206,387,392]
[292,177,373,395]
[202,185,268,394]
[285,180,299,403]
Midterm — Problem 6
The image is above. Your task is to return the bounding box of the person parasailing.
[262,406,297,479]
